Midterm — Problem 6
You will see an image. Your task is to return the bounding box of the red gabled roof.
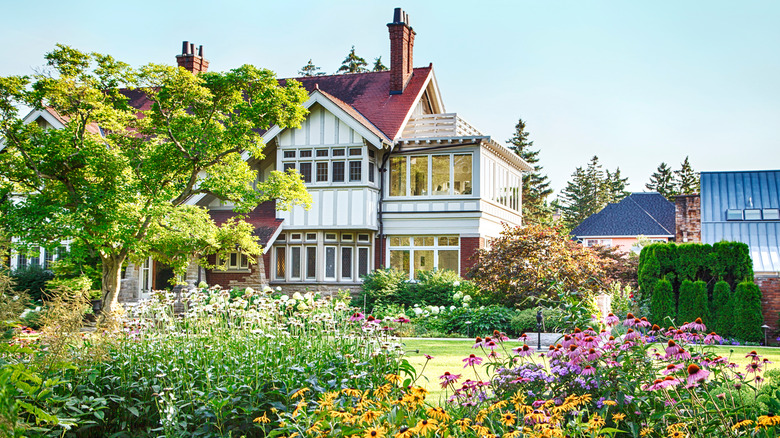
[284,66,432,140]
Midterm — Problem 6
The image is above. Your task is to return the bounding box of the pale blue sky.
[2,1,778,196]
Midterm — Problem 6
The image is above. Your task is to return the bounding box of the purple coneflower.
[513,344,535,357]
[439,371,462,389]
[746,362,762,374]
[624,329,641,341]
[687,364,710,385]
[623,313,637,327]
[704,332,722,344]
[662,363,684,375]
[581,365,596,375]
[605,313,619,326]
[586,348,601,361]
[681,317,706,332]
[393,316,410,324]
[462,354,483,368]
[581,336,600,348]
[349,312,365,322]
[472,337,483,349]
[665,340,680,357]
[637,317,651,328]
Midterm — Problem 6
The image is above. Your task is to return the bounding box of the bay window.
[388,153,472,197]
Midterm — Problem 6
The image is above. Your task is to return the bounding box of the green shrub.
[637,245,661,301]
[711,241,753,285]
[10,265,54,302]
[409,269,462,307]
[733,280,763,342]
[510,306,568,333]
[650,278,675,326]
[608,282,638,320]
[447,305,516,337]
[677,280,708,325]
[359,268,410,312]
[710,280,733,337]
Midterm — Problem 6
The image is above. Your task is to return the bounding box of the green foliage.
[608,282,639,320]
[336,46,368,73]
[677,280,708,325]
[469,224,605,307]
[0,45,312,311]
[711,241,753,284]
[298,59,325,77]
[10,265,53,302]
[733,281,764,343]
[711,281,733,337]
[372,56,388,72]
[510,306,568,333]
[360,268,412,311]
[675,155,700,194]
[507,118,552,224]
[559,156,630,229]
[360,268,477,312]
[446,305,516,337]
[676,244,711,282]
[650,278,676,326]
[637,244,662,301]
[646,162,677,200]
[408,269,464,307]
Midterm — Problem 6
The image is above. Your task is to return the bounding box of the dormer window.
[763,209,780,220]
[725,209,743,221]
[744,209,762,220]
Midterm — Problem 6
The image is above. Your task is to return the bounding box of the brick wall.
[205,254,265,290]
[674,194,701,243]
[460,236,484,276]
[757,274,780,345]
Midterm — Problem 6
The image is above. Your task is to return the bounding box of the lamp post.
[536,309,544,349]
[762,324,771,346]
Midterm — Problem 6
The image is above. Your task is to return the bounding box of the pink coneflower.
[704,332,722,344]
[513,344,535,357]
[624,329,641,341]
[745,350,760,361]
[687,364,710,385]
[644,376,680,391]
[393,316,410,324]
[424,354,434,360]
[587,348,601,361]
[488,350,500,359]
[637,317,651,328]
[518,332,528,342]
[746,362,762,374]
[623,313,637,327]
[462,354,483,368]
[674,347,692,361]
[485,340,498,350]
[665,340,680,357]
[349,312,365,321]
[366,315,380,325]
[662,363,685,375]
[681,317,706,332]
[492,330,509,342]
[580,336,599,348]
[650,324,662,333]
[472,337,484,349]
[605,313,619,326]
[547,346,563,359]
[439,371,462,388]
[581,365,596,376]
[562,334,575,348]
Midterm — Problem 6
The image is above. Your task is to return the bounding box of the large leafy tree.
[675,156,700,194]
[646,162,676,200]
[0,45,312,312]
[507,118,553,224]
[468,224,606,307]
[337,46,368,74]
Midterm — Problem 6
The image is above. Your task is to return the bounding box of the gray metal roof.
[701,170,780,273]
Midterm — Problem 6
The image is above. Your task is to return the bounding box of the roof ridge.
[627,194,674,235]
[315,88,391,143]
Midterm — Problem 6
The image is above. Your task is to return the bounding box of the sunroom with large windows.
[389,153,472,197]
[388,235,459,279]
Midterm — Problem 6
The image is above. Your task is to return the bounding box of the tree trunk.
[101,254,126,314]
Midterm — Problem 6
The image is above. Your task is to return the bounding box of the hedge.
[733,281,764,343]
[710,280,733,337]
[649,278,675,326]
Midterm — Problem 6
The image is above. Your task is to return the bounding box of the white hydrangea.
[462,294,472,303]
[412,307,423,316]
[453,281,461,287]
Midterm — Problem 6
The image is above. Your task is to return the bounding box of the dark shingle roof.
[571,192,675,237]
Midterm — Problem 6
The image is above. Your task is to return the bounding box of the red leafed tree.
[468,224,606,307]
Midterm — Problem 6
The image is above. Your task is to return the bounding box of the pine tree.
[675,156,700,194]
[507,118,553,224]
[337,46,368,74]
[372,56,388,71]
[604,167,629,203]
[559,156,607,229]
[646,162,677,200]
[298,59,325,77]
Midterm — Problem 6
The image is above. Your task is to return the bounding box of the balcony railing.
[400,113,483,139]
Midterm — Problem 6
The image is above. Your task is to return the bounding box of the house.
[570,192,676,253]
[112,8,532,299]
[675,169,780,341]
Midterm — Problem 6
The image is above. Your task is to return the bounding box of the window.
[44,250,54,270]
[278,233,286,242]
[369,162,375,183]
[325,247,336,279]
[764,209,780,220]
[223,251,249,270]
[358,247,370,278]
[291,233,302,241]
[584,239,612,248]
[306,233,317,241]
[283,162,296,172]
[299,163,312,183]
[342,247,353,279]
[744,209,762,220]
[388,235,460,279]
[290,247,301,279]
[325,233,337,241]
[389,153,473,197]
[333,149,345,157]
[275,247,286,279]
[29,247,40,267]
[342,234,353,242]
[332,162,345,182]
[139,257,153,296]
[299,150,312,158]
[17,253,27,270]
[306,247,317,279]
[358,234,370,242]
[389,157,407,196]
[726,209,743,221]
[369,149,376,159]
[283,150,296,158]
[410,156,428,196]
[316,149,328,157]
[349,161,362,182]
[349,148,362,156]
[316,162,328,182]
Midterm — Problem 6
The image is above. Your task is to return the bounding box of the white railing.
[401,113,483,139]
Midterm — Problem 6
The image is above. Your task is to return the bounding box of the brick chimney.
[387,8,416,95]
[176,41,209,74]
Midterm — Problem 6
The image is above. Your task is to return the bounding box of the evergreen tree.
[733,281,764,342]
[507,118,553,224]
[710,280,733,337]
[650,278,676,326]
[677,280,708,325]
[646,162,677,200]
[604,167,629,203]
[559,156,607,229]
[298,59,325,77]
[337,46,368,73]
[675,156,700,194]
[372,56,388,71]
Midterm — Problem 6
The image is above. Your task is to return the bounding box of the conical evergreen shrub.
[733,281,764,343]
[710,280,733,337]
[650,278,675,326]
[677,280,708,326]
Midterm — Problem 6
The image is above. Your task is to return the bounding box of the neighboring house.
[676,169,780,341]
[570,192,676,253]
[111,8,530,299]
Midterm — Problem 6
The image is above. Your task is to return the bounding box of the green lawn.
[401,338,780,404]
